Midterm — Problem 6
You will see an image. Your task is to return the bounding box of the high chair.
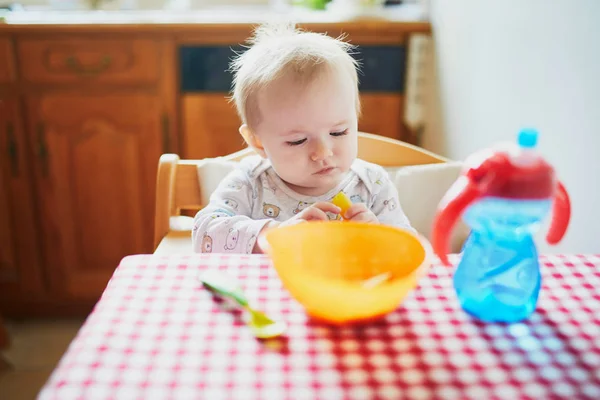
[153,132,451,255]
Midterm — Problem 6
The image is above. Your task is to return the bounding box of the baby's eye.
[330,129,348,137]
[286,138,307,146]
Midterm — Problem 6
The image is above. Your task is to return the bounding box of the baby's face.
[253,67,358,196]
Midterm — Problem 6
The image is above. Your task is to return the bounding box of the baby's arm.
[370,171,415,232]
[192,169,272,254]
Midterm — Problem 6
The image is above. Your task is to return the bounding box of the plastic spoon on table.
[199,270,286,339]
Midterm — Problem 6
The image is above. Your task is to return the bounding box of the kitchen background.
[1,1,599,398]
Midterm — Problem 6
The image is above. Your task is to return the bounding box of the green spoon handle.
[200,270,249,307]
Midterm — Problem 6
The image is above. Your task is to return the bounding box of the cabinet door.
[27,94,165,299]
[0,38,16,83]
[359,94,406,141]
[182,94,245,159]
[0,99,44,297]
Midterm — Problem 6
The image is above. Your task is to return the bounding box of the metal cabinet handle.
[65,55,112,77]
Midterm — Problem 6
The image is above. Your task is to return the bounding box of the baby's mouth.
[315,166,336,175]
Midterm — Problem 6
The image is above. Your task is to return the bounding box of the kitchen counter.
[0,4,430,32]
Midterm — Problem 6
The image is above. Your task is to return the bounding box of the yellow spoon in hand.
[199,270,286,339]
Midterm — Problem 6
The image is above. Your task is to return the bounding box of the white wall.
[423,0,600,254]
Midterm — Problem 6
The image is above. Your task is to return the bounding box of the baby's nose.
[311,141,333,161]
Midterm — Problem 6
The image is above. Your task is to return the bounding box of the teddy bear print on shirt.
[263,203,281,218]
[383,198,398,211]
[227,180,245,190]
[201,233,213,253]
[293,201,311,214]
[223,198,239,210]
[225,228,240,250]
[326,212,342,221]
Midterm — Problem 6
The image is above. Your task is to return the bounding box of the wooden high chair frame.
[153,132,449,254]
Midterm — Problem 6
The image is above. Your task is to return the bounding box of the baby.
[192,23,414,254]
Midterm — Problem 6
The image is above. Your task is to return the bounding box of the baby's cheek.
[274,158,303,180]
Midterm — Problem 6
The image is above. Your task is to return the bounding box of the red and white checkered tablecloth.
[38,254,600,400]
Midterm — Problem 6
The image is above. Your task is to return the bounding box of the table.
[39,254,600,400]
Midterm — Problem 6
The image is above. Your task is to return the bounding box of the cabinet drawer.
[17,39,160,84]
[0,38,15,83]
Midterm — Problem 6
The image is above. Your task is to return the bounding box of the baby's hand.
[281,202,341,226]
[344,203,379,223]
[253,202,341,254]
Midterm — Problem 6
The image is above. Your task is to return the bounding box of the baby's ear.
[239,124,267,158]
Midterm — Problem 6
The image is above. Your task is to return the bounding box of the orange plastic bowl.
[259,221,433,325]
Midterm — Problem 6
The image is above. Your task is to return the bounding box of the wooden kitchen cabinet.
[0,38,15,83]
[25,93,165,299]
[182,94,246,159]
[17,38,161,85]
[359,94,406,141]
[0,98,45,300]
[0,33,175,311]
[0,20,430,316]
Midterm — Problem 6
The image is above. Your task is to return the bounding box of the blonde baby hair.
[229,22,361,129]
